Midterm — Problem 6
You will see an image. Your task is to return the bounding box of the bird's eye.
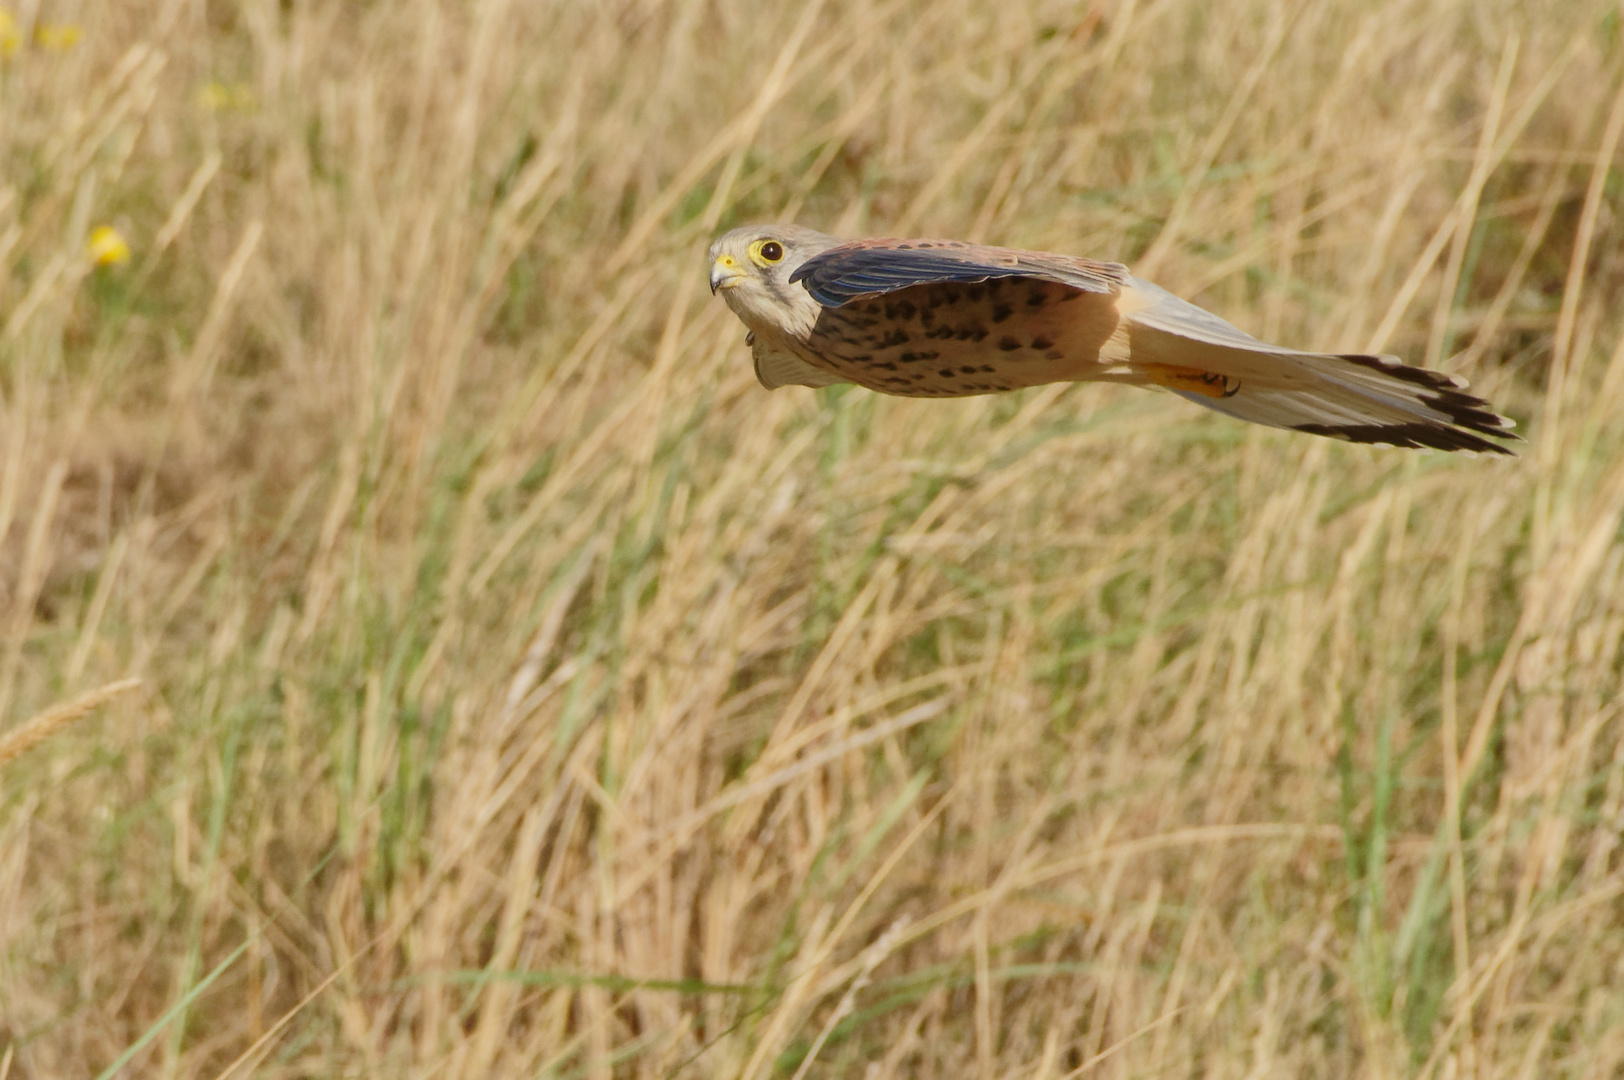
[751,239,784,265]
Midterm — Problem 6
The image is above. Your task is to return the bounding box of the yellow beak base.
[710,255,745,294]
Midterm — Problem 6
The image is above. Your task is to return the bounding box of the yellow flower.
[196,81,257,111]
[87,225,131,267]
[0,10,22,57]
[33,23,81,51]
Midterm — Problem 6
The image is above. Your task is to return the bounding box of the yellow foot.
[1145,365,1241,399]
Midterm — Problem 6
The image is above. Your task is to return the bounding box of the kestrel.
[708,224,1518,454]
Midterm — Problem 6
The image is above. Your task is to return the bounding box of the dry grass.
[2,0,1623,1076]
[0,677,141,768]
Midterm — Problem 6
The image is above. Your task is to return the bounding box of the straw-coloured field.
[3,1,1623,1076]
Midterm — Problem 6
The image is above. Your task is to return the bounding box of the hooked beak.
[710,254,745,295]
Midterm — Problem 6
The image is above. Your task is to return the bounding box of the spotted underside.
[804,277,1128,396]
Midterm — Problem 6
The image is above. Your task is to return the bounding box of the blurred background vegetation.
[2,0,1623,1076]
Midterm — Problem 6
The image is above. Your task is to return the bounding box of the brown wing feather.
[800,277,1130,396]
[770,236,1517,453]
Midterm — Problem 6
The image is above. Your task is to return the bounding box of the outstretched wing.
[790,238,1128,306]
[780,237,1518,454]
[783,238,1131,397]
[1118,278,1519,455]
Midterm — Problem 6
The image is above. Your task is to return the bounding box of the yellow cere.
[87,225,131,267]
[0,10,21,57]
[33,23,81,51]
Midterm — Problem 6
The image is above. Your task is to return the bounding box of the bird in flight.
[708,224,1518,455]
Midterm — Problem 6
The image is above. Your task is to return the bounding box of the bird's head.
[708,224,839,337]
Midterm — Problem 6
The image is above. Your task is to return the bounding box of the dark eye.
[760,240,784,262]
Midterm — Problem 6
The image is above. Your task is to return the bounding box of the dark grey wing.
[790,238,1127,307]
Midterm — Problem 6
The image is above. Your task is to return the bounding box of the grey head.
[707,223,842,339]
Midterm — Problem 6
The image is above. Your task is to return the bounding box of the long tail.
[1120,278,1520,455]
